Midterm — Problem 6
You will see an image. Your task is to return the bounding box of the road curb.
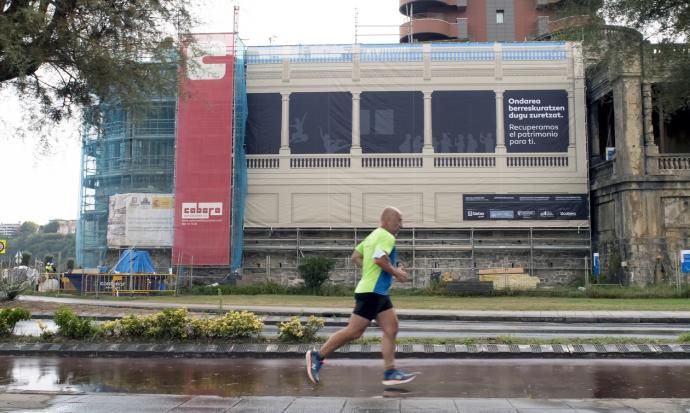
[3,342,690,359]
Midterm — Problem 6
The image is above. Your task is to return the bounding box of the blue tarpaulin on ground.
[113,250,156,273]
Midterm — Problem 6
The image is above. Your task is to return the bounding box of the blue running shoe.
[382,368,417,386]
[306,350,323,384]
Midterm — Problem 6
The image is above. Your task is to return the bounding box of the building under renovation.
[77,38,592,287]
[75,1,689,286]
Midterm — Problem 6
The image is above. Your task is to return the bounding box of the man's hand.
[374,254,408,282]
[394,267,408,282]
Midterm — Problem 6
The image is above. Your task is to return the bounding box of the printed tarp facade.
[173,33,235,265]
[243,42,589,228]
[107,193,173,247]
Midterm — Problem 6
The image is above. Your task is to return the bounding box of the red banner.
[173,33,235,265]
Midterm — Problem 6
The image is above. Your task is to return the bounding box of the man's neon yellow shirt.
[354,227,397,295]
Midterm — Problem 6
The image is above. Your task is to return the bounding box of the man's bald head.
[380,206,403,235]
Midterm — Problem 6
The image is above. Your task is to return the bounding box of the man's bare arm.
[374,254,408,282]
[351,250,363,268]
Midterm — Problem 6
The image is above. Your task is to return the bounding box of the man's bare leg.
[319,313,370,357]
[375,308,399,370]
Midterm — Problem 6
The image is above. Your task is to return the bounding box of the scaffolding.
[76,101,177,268]
[231,32,248,271]
[242,227,592,287]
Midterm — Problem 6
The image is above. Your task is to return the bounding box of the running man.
[306,206,417,386]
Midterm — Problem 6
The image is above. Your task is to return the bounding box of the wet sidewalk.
[2,392,690,412]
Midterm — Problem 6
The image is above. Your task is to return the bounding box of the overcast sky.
[0,0,404,225]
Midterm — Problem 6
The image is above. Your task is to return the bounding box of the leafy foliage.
[54,306,97,339]
[0,267,34,301]
[1,231,75,271]
[19,222,39,235]
[100,309,264,340]
[41,221,60,234]
[20,252,31,266]
[298,257,336,290]
[603,0,690,41]
[0,0,195,135]
[551,0,690,113]
[278,315,325,342]
[0,308,31,335]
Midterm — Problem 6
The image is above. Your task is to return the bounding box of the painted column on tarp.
[173,33,234,265]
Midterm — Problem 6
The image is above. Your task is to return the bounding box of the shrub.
[101,309,264,340]
[190,318,212,339]
[146,309,191,340]
[0,267,33,302]
[0,308,31,336]
[678,333,690,343]
[54,306,96,339]
[101,314,151,338]
[207,311,264,339]
[298,257,335,290]
[278,315,325,342]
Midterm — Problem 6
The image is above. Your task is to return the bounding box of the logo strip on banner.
[463,194,589,221]
[173,33,235,265]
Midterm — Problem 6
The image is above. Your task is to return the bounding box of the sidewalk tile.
[508,399,570,409]
[563,399,632,411]
[454,398,516,412]
[401,398,457,412]
[227,396,294,412]
[283,397,346,413]
[342,398,400,412]
[175,395,239,409]
[620,398,690,413]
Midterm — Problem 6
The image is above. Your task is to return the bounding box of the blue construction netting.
[76,101,176,268]
[245,42,569,65]
[231,36,248,272]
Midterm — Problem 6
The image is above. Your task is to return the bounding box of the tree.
[0,0,195,131]
[20,252,31,266]
[19,221,39,235]
[550,0,690,113]
[602,0,690,111]
[603,0,690,41]
[42,220,60,233]
[298,256,335,291]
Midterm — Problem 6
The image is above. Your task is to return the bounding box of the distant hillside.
[0,223,75,271]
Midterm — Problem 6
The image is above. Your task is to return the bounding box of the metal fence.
[58,273,177,296]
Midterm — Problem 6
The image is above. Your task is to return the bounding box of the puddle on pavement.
[2,357,690,398]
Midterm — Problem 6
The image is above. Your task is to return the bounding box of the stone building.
[584,31,690,285]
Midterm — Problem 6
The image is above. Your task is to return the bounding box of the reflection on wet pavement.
[2,357,690,399]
